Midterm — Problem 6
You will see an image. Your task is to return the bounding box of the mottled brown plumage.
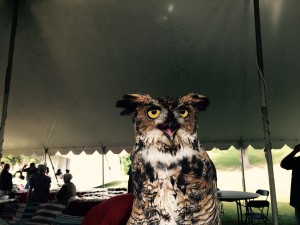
[116,93,220,225]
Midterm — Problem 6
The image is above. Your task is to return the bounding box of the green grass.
[220,201,295,225]
[247,145,293,166]
[277,202,295,225]
[207,145,295,170]
[208,147,241,170]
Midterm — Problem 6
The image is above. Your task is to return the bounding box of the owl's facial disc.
[157,112,180,141]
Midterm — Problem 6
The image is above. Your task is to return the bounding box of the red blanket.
[81,193,134,225]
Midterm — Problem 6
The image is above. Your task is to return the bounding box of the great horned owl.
[116,93,220,225]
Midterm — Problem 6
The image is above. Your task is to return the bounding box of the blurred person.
[281,144,300,225]
[0,161,5,170]
[13,171,26,190]
[55,169,63,179]
[65,169,70,174]
[46,166,50,176]
[55,173,76,205]
[27,164,51,203]
[22,162,38,189]
[0,163,13,194]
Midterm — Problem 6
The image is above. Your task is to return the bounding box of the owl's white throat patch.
[141,147,196,167]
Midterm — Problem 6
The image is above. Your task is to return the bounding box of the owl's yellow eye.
[147,106,161,119]
[179,107,189,118]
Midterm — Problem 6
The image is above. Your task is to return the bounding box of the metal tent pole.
[102,146,106,188]
[253,0,279,224]
[0,0,20,159]
[239,141,246,192]
[45,147,60,187]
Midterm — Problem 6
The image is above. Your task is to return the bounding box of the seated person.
[55,173,76,204]
[81,193,134,225]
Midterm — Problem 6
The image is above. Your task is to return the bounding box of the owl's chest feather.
[130,146,216,224]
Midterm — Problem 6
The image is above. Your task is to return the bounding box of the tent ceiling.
[0,0,300,156]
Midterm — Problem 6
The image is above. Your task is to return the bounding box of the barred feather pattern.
[127,140,220,225]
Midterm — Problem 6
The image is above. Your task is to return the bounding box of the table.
[14,190,57,203]
[218,190,259,225]
[0,198,17,205]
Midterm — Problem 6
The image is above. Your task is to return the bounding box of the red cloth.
[16,192,28,203]
[81,193,134,225]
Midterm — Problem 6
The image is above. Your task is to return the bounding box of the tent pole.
[253,0,279,224]
[0,0,20,160]
[45,147,60,187]
[239,141,246,192]
[102,146,105,188]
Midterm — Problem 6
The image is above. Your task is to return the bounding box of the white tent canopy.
[0,0,300,156]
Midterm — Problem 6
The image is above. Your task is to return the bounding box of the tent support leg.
[253,0,279,224]
[102,146,106,188]
[240,147,246,192]
[45,147,60,187]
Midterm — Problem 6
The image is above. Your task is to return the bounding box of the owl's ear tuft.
[181,93,209,111]
[116,94,151,115]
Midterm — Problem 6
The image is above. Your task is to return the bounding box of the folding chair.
[245,189,270,224]
[255,189,269,200]
[219,200,224,216]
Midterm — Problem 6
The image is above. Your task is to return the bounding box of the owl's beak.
[158,124,180,141]
[158,116,180,141]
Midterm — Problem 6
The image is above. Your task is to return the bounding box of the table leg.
[236,200,244,225]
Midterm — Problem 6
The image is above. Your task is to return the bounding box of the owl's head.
[116,93,209,151]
